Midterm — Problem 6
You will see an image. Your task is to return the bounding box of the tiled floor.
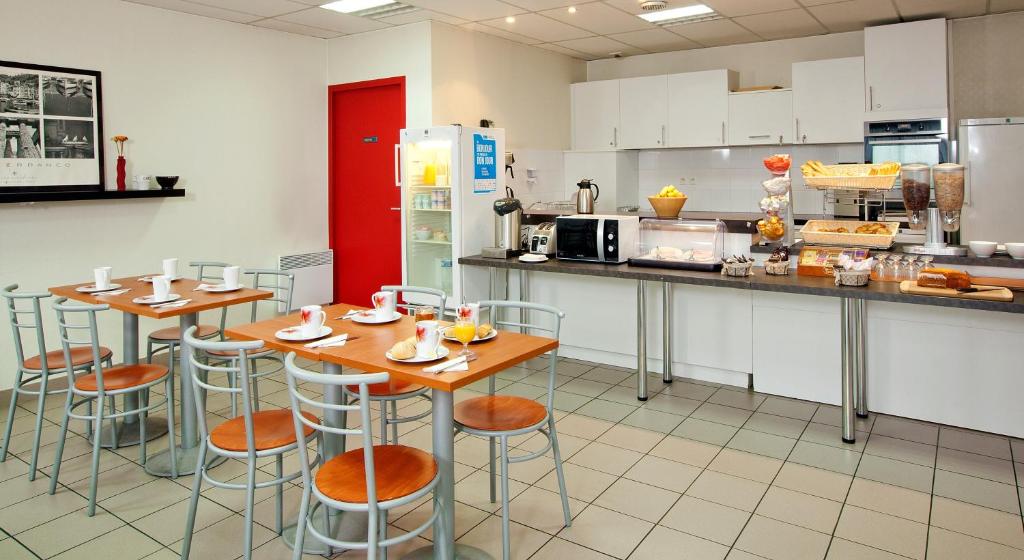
[2,355,1024,559]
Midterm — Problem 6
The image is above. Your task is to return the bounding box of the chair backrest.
[479,300,564,410]
[2,284,51,372]
[51,297,109,394]
[283,352,388,510]
[245,269,295,320]
[183,326,266,456]
[190,261,232,336]
[380,285,447,318]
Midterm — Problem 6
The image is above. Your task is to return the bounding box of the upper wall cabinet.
[864,19,948,115]
[728,90,794,146]
[667,69,737,148]
[792,57,865,144]
[618,75,668,149]
[571,80,620,151]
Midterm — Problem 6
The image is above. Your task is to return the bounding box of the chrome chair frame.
[285,353,441,560]
[180,327,317,560]
[455,300,572,560]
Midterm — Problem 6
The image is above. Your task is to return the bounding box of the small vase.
[116,156,126,191]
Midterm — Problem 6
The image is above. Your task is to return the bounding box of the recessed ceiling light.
[505,16,516,23]
[638,3,716,24]
[567,6,577,13]
[320,0,395,14]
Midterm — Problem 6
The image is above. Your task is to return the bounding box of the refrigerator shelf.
[412,239,452,246]
[409,185,452,189]
[413,208,452,212]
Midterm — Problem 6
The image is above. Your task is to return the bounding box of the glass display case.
[628,218,726,271]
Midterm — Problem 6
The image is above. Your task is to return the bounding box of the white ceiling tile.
[502,0,580,10]
[733,7,827,39]
[808,0,900,32]
[188,0,306,17]
[670,17,761,46]
[541,2,653,34]
[377,9,469,25]
[403,0,525,21]
[990,0,1024,12]
[534,42,597,59]
[603,0,714,15]
[462,22,544,44]
[480,13,593,41]
[796,0,849,5]
[124,0,263,22]
[553,35,645,56]
[288,0,327,4]
[277,7,393,33]
[608,28,701,51]
[251,17,342,38]
[894,0,987,18]
[703,0,801,17]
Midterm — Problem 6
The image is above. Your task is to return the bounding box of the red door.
[329,77,405,306]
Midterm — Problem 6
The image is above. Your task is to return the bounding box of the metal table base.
[89,416,167,448]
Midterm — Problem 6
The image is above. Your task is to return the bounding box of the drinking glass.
[414,305,435,322]
[453,320,477,359]
[871,253,889,281]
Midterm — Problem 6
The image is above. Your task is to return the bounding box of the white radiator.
[278,250,333,312]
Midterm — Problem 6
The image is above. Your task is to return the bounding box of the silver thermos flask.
[494,186,523,253]
[576,179,600,214]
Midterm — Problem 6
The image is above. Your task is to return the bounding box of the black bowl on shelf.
[155,176,179,190]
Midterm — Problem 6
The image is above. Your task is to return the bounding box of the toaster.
[529,222,557,255]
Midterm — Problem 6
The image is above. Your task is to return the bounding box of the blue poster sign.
[472,133,497,194]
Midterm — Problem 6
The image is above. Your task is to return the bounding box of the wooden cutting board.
[899,281,1014,302]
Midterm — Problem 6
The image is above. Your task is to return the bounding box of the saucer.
[352,311,402,324]
[132,293,181,305]
[386,346,450,363]
[275,325,333,342]
[76,283,122,293]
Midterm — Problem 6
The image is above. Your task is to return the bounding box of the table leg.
[637,280,648,401]
[854,299,868,418]
[519,269,529,334]
[840,298,856,444]
[662,282,673,384]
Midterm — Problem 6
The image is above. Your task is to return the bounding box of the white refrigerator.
[399,125,505,309]
[959,118,1024,243]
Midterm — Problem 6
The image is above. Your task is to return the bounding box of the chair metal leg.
[379,403,389,446]
[489,437,497,504]
[228,360,238,418]
[26,373,49,480]
[0,371,23,462]
[139,390,148,463]
[49,389,75,495]
[275,454,283,534]
[379,510,389,560]
[549,419,572,528]
[180,444,207,560]
[499,435,511,560]
[86,397,104,517]
[368,506,379,560]
[389,400,398,445]
[166,375,178,478]
[108,396,119,450]
[85,397,93,440]
[244,458,257,560]
[250,359,260,412]
[292,480,311,560]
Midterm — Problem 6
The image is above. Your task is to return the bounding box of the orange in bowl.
[648,195,687,219]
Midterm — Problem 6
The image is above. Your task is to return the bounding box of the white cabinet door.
[571,80,619,151]
[618,75,668,149]
[667,69,736,147]
[727,90,794,146]
[865,18,947,114]
[792,57,865,144]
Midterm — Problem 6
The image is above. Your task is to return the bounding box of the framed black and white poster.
[0,60,104,196]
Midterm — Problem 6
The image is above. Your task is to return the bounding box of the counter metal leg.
[637,280,648,401]
[519,269,529,335]
[840,298,856,444]
[662,283,673,384]
[489,267,496,300]
[854,299,868,418]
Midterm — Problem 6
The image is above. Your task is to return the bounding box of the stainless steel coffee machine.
[482,186,522,258]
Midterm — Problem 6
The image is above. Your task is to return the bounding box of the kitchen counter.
[750,242,1024,269]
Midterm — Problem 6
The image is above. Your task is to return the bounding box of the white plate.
[132,293,181,305]
[519,254,548,263]
[275,325,333,342]
[139,276,181,283]
[200,284,242,293]
[386,345,449,363]
[352,310,402,324]
[442,327,497,344]
[76,283,122,293]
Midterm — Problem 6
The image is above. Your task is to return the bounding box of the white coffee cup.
[152,275,171,301]
[162,258,178,279]
[223,266,241,290]
[93,267,112,290]
[299,305,326,338]
[371,291,396,320]
[415,320,442,359]
[132,175,152,190]
[457,303,480,327]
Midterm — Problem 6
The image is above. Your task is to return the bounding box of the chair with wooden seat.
[342,285,443,445]
[284,352,440,560]
[453,300,572,560]
[48,298,172,516]
[203,269,295,416]
[1,285,114,481]
[180,327,315,560]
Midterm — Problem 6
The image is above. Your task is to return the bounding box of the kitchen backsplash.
[638,144,864,215]
[505,149,566,208]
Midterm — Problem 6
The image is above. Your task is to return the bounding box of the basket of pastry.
[763,246,791,275]
[800,160,900,190]
[833,253,874,287]
[799,220,898,248]
[721,255,754,277]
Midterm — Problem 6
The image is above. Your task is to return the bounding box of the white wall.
[587,31,864,88]
[0,0,328,391]
[327,22,433,128]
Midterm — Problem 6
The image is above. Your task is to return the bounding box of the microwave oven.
[555,215,639,263]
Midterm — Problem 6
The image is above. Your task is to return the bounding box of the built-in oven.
[555,215,639,263]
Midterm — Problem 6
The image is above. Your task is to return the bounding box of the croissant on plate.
[390,340,416,360]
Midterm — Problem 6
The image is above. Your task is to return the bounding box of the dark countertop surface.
[460,255,1024,314]
[750,242,1024,269]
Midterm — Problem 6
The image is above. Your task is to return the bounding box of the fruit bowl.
[648,195,687,219]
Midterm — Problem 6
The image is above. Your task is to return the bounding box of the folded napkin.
[94,289,129,297]
[424,356,469,374]
[153,300,189,309]
[305,334,348,349]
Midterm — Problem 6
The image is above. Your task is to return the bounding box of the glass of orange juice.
[452,320,477,359]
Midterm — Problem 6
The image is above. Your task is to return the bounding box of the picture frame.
[0,59,104,198]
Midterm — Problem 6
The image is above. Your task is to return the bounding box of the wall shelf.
[0,189,186,204]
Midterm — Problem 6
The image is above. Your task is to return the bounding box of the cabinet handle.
[795,118,800,142]
[869,86,877,110]
[748,134,771,138]
[612,127,617,147]
[659,124,665,145]
[721,121,725,144]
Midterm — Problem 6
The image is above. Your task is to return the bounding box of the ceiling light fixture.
[568,6,577,13]
[638,3,718,26]
[506,16,516,23]
[321,0,395,13]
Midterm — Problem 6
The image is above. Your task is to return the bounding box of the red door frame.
[327,76,406,303]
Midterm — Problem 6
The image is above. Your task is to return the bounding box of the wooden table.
[226,304,558,560]
[50,275,272,476]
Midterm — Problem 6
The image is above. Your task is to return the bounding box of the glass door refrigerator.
[399,125,505,310]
